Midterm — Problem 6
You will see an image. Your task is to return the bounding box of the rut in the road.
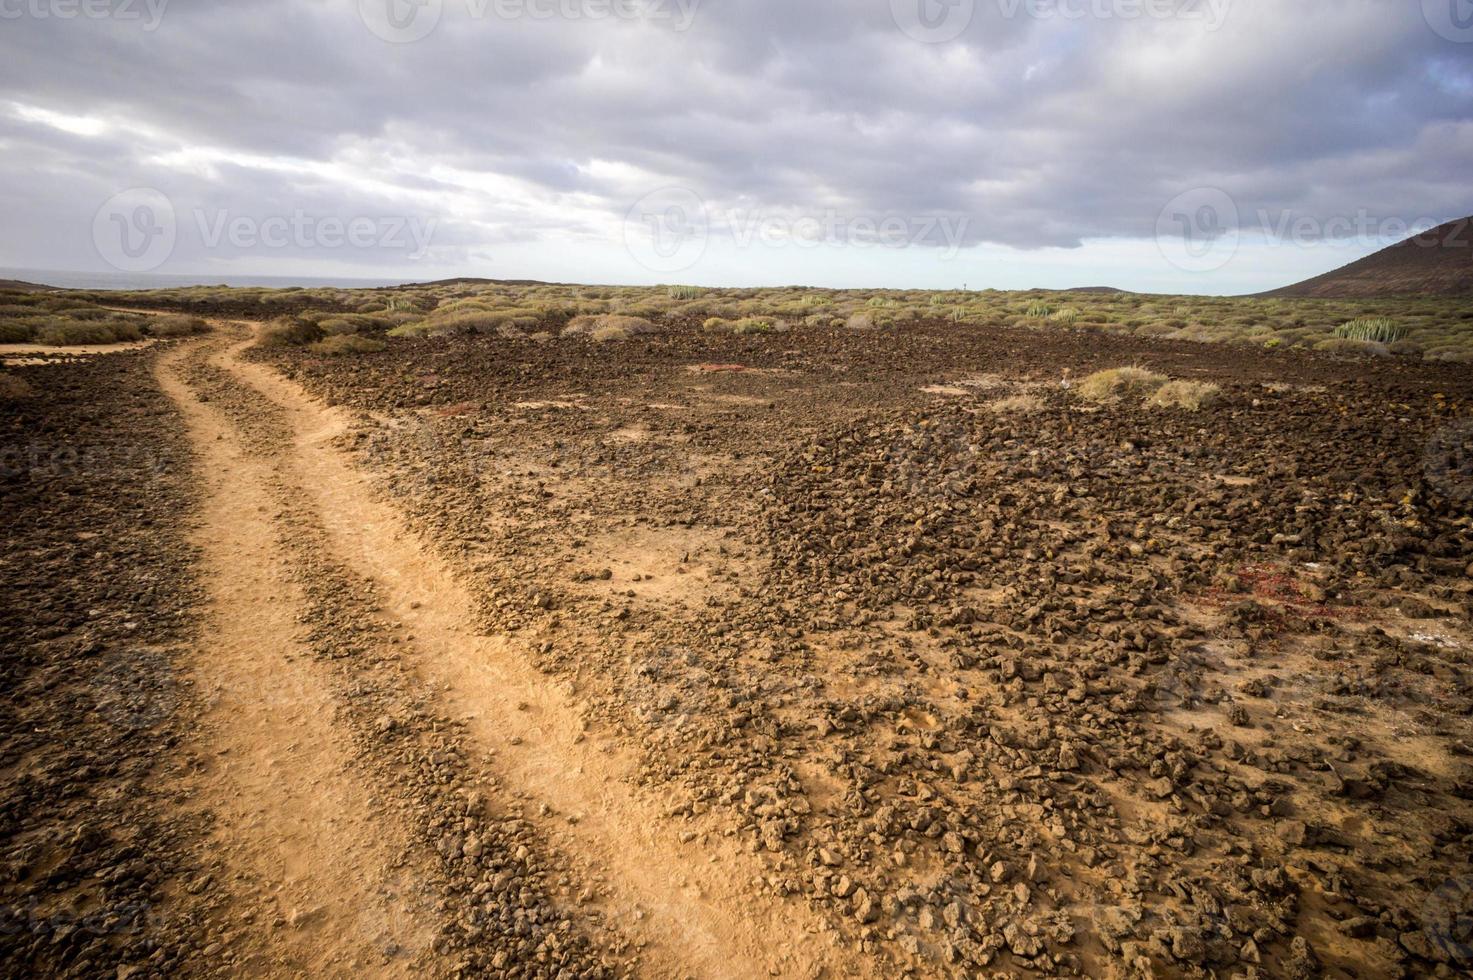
[213,326,867,979]
[155,342,440,977]
[162,332,630,978]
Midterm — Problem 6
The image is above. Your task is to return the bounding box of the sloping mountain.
[1263,216,1473,298]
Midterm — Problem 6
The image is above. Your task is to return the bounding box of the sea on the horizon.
[0,268,413,291]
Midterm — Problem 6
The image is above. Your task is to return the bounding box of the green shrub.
[1025,301,1051,318]
[668,285,705,300]
[1334,318,1407,343]
[146,315,209,338]
[0,322,34,343]
[34,321,140,345]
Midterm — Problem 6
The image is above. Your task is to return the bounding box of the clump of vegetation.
[1077,366,1168,402]
[1147,380,1222,410]
[668,285,705,300]
[146,314,210,338]
[1025,301,1052,318]
[34,320,144,345]
[1334,317,1407,343]
[255,317,325,348]
[562,314,658,339]
[1049,308,1079,325]
[1314,337,1389,357]
[309,334,387,355]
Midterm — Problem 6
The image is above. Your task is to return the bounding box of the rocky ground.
[266,316,1473,978]
[0,350,213,976]
[2,314,1471,979]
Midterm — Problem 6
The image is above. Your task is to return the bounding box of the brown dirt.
[4,311,1472,979]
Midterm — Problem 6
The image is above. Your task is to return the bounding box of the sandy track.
[203,327,866,979]
[155,341,440,977]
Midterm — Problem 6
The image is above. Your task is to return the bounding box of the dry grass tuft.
[1077,366,1167,402]
[1147,380,1222,410]
[563,314,657,339]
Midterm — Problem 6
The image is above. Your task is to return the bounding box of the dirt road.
[149,324,861,977]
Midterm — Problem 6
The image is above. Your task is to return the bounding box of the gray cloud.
[0,0,1470,284]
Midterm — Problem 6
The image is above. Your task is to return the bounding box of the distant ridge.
[1262,216,1473,298]
[0,278,59,291]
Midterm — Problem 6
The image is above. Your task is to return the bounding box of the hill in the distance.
[1263,215,1473,298]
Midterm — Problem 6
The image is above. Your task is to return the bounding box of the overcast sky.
[1,0,1470,293]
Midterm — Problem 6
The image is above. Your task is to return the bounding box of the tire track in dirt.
[155,341,443,977]
[215,325,871,979]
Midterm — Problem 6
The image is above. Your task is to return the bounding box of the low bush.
[1077,366,1167,402]
[146,315,209,337]
[309,334,387,355]
[255,318,324,348]
[1313,337,1388,356]
[0,322,34,343]
[1147,380,1222,410]
[34,320,142,345]
[562,315,658,338]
